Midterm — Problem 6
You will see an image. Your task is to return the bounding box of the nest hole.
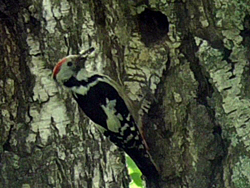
[137,8,169,46]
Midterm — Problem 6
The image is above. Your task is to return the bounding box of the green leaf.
[130,172,143,186]
[125,155,144,188]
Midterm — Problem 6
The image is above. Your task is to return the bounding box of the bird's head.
[53,47,95,83]
[52,55,81,83]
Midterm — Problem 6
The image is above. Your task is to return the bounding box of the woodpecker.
[52,48,160,186]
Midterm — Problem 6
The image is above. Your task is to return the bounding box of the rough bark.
[1,0,250,188]
[0,1,129,188]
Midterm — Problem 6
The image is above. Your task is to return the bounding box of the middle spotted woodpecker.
[52,48,160,186]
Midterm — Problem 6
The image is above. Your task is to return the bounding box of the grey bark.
[1,0,250,188]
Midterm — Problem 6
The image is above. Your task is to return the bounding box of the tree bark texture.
[0,1,129,188]
[1,0,250,188]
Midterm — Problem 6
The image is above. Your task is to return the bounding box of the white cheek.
[57,67,74,83]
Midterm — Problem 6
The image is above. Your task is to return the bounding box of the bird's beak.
[79,47,95,56]
[76,47,95,68]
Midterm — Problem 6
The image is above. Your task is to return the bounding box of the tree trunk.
[1,0,250,188]
[0,1,129,188]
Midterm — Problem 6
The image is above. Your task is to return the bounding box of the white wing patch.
[101,98,123,133]
[126,134,134,142]
[71,81,98,96]
[126,114,131,121]
[120,123,130,136]
[130,126,136,131]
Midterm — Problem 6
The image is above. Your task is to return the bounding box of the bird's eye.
[67,61,73,67]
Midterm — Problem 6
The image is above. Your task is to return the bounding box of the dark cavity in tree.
[137,8,169,46]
